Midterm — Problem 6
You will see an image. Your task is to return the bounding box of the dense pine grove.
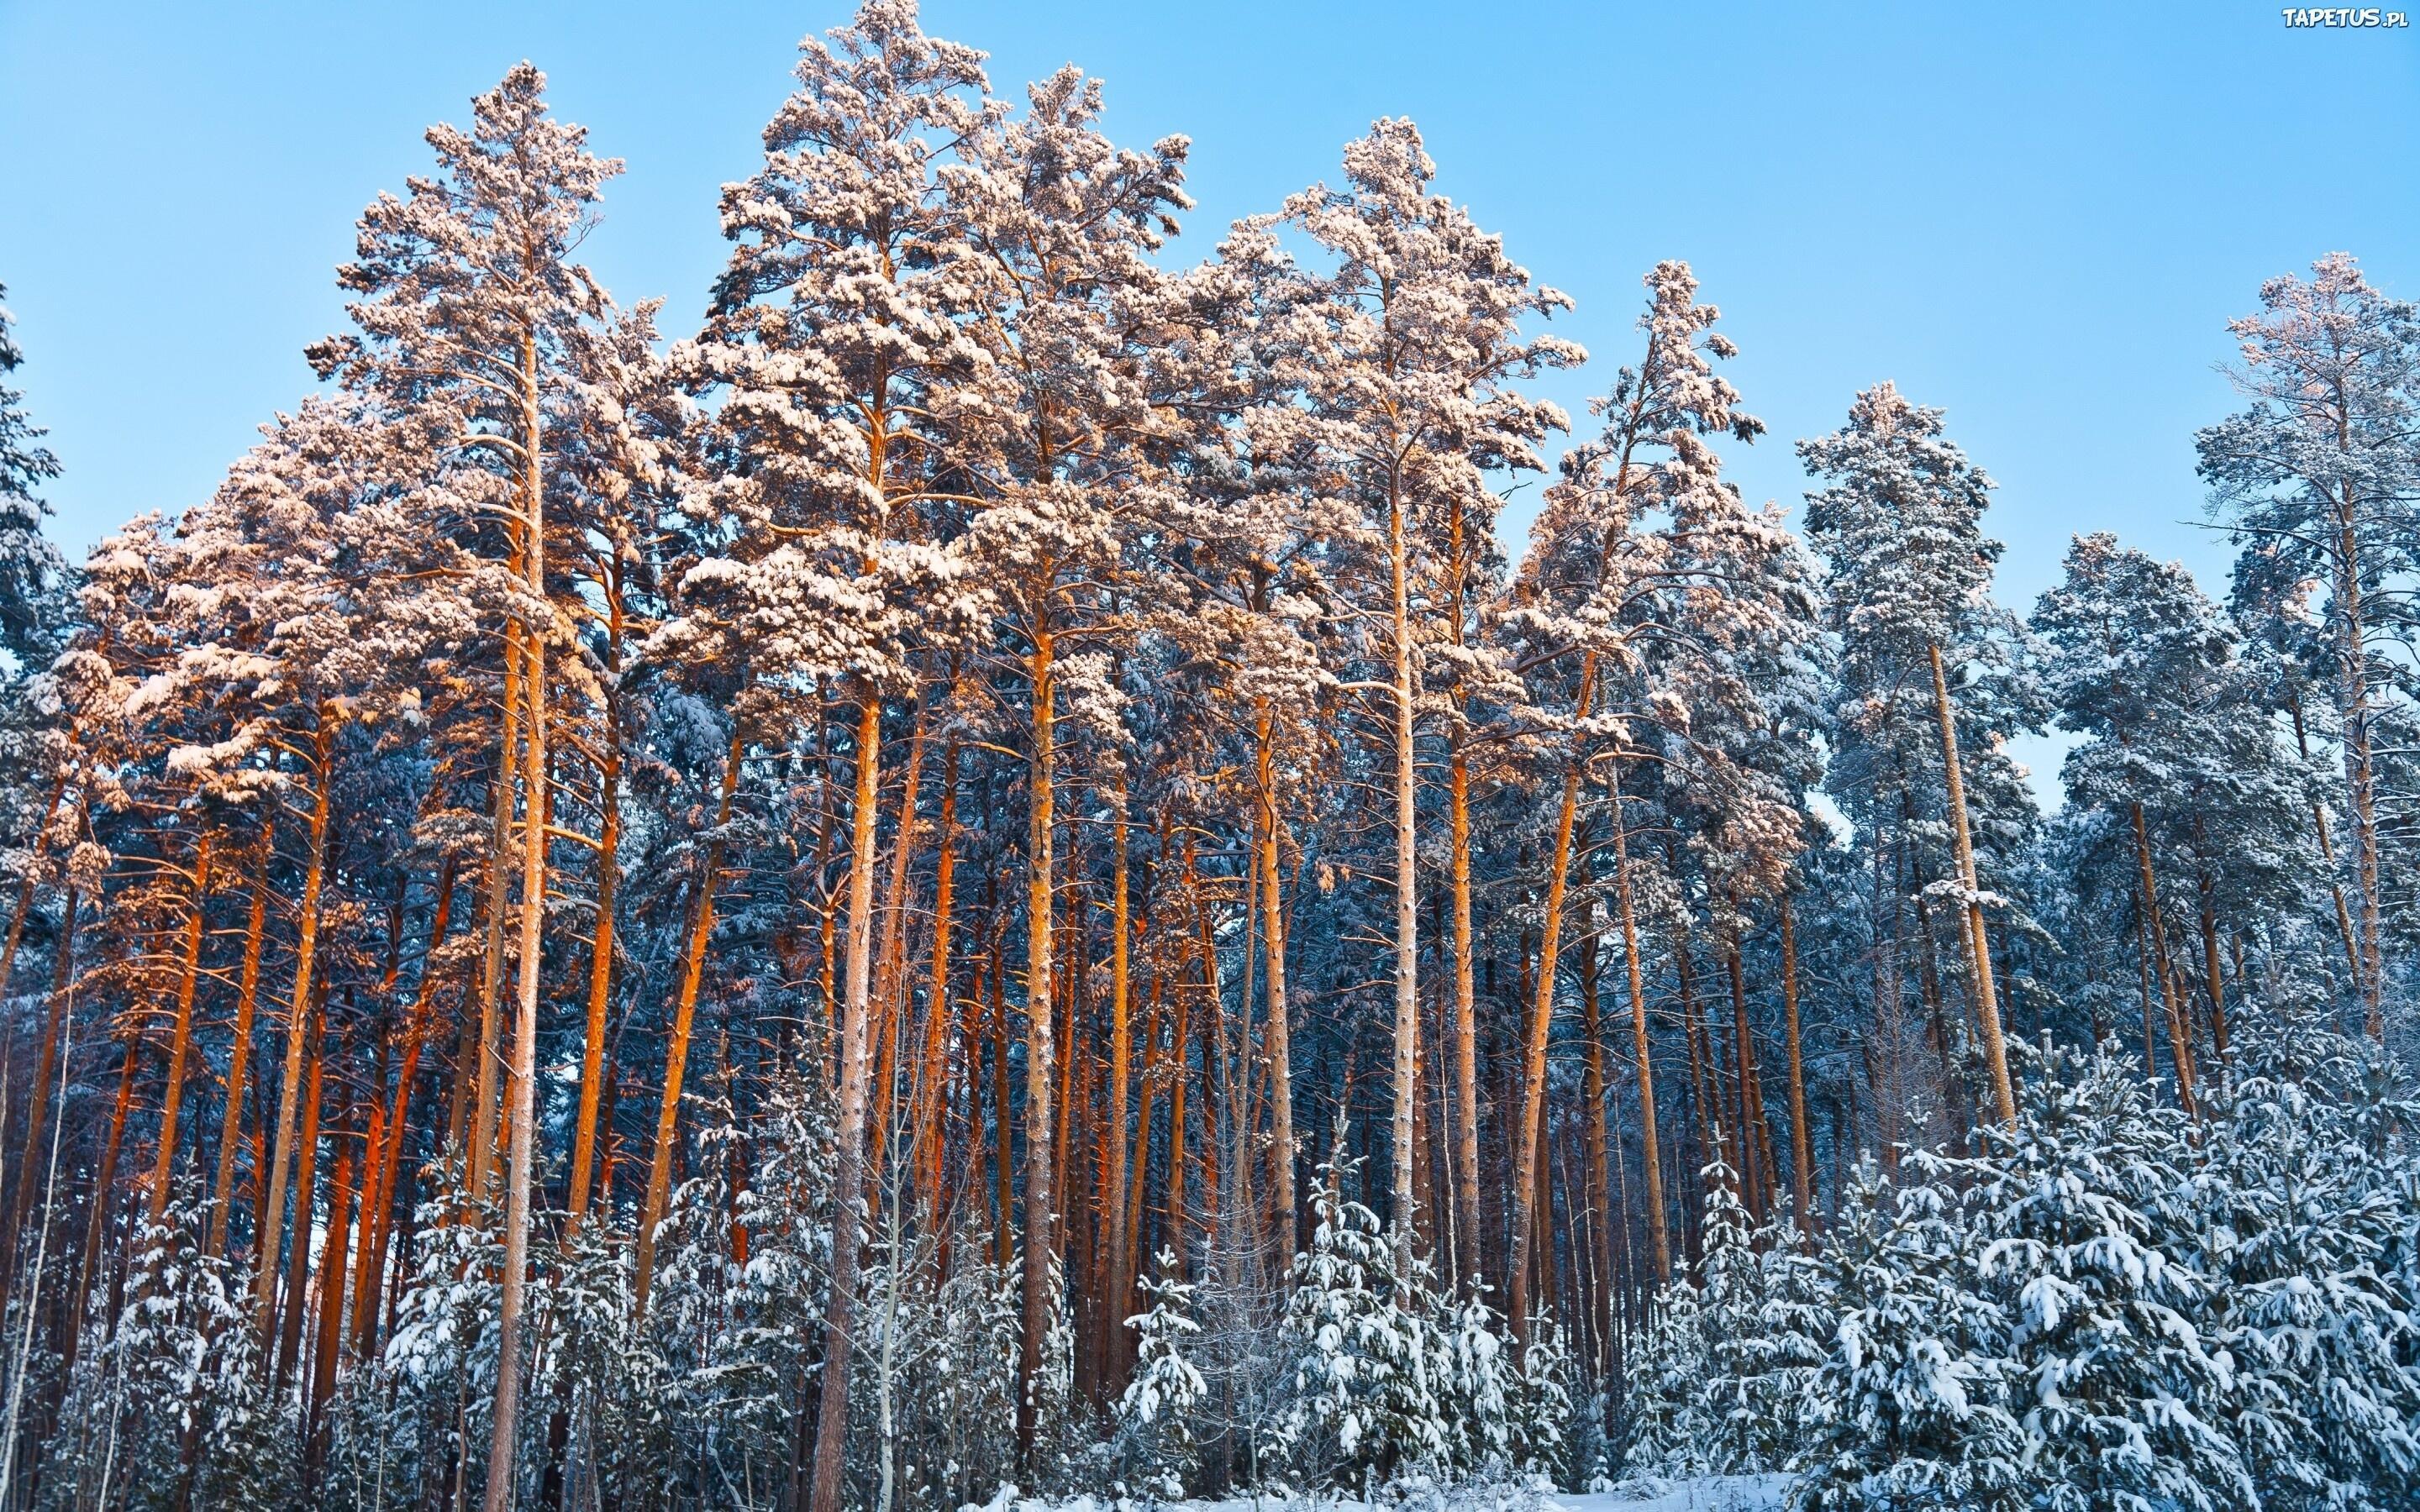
[0,6,2415,1508]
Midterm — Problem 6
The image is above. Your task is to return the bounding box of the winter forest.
[0,3,2414,1509]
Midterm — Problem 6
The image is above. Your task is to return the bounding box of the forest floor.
[977,1474,1791,1511]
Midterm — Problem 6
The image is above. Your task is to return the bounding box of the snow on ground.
[969,1475,1790,1512]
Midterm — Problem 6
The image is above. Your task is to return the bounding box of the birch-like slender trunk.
[810,689,885,1512]
[486,331,553,1510]
[1387,480,1419,1273]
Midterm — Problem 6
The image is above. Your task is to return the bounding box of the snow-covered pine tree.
[1618,1261,1714,1482]
[949,55,1191,1460]
[1800,382,2042,1135]
[1267,117,1579,1274]
[1786,1155,2024,1512]
[2033,533,2322,1105]
[2192,1028,2420,1509]
[681,5,1002,1497]
[1278,1134,1452,1495]
[0,286,69,678]
[1115,1247,1210,1500]
[1944,1045,2254,1512]
[303,61,640,1503]
[2197,254,2420,1040]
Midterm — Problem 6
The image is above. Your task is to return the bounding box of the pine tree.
[2198,254,2420,1040]
[1945,1047,2254,1512]
[1801,382,2040,1132]
[1278,1137,1451,1495]
[1268,117,1579,1272]
[1115,1247,1209,1499]
[1787,1158,2023,1512]
[0,286,69,676]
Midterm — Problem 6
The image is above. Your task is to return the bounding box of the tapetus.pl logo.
[2281,6,2409,24]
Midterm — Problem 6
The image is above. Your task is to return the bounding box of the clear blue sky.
[3,1,2417,793]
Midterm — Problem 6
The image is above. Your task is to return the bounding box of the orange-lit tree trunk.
[208,844,269,1259]
[355,862,456,1355]
[867,689,928,1180]
[1608,769,1668,1284]
[486,370,555,1512]
[1577,897,1613,1370]
[1508,750,1582,1336]
[466,618,522,1198]
[306,1139,355,1473]
[1253,705,1298,1272]
[275,1023,325,1385]
[1014,622,1059,1467]
[1386,476,1419,1273]
[1102,785,1134,1389]
[2130,801,2196,1115]
[145,832,214,1227]
[1929,643,2016,1126]
[634,730,746,1307]
[566,601,623,1228]
[917,736,961,1209]
[254,717,334,1340]
[1725,936,1767,1221]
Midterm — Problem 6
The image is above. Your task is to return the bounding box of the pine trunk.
[1609,772,1668,1284]
[1508,759,1581,1336]
[635,730,746,1307]
[810,690,885,1512]
[1928,643,2016,1126]
[254,722,334,1340]
[1387,483,1418,1271]
[1779,892,1815,1235]
[145,832,213,1226]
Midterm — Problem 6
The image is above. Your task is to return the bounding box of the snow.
[961,1477,1791,1512]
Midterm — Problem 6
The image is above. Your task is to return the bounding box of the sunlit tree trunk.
[255,717,334,1341]
[1254,703,1298,1272]
[144,832,213,1227]
[1508,752,1581,1336]
[1386,475,1419,1271]
[566,586,624,1227]
[1102,785,1133,1389]
[1608,770,1667,1285]
[466,617,522,1197]
[810,689,886,1512]
[208,850,267,1260]
[486,343,554,1509]
[635,730,746,1306]
[2130,801,2196,1116]
[1929,643,2015,1126]
[1015,620,1058,1467]
[355,863,455,1357]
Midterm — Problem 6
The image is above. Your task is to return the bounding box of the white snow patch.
[961,1474,1789,1512]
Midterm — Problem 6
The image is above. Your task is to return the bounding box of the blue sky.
[3,1,2417,794]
